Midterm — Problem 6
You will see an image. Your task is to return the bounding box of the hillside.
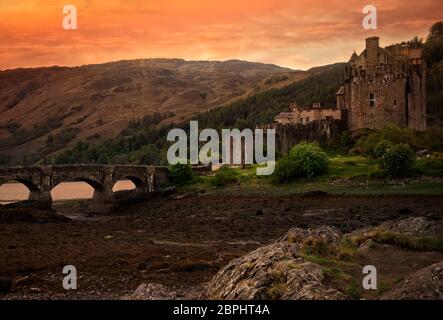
[0,59,311,162]
[51,63,346,166]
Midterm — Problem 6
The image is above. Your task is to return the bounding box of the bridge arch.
[0,175,49,203]
[51,176,107,192]
[112,175,149,198]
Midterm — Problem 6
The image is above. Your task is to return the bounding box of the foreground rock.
[122,283,201,300]
[381,262,443,300]
[379,217,443,238]
[204,226,346,300]
[205,218,443,300]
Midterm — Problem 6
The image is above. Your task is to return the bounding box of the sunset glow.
[0,0,441,70]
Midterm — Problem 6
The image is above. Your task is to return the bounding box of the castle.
[274,36,427,131]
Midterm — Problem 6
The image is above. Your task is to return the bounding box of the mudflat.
[0,192,442,299]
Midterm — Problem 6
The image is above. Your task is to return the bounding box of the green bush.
[355,125,423,156]
[168,163,194,184]
[212,166,240,186]
[273,143,329,183]
[373,140,394,159]
[379,143,416,176]
[288,142,329,178]
[272,157,299,183]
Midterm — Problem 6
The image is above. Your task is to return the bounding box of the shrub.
[288,142,329,178]
[272,157,298,183]
[379,143,416,176]
[168,163,194,184]
[212,166,240,186]
[355,125,426,156]
[414,152,443,175]
[373,140,394,159]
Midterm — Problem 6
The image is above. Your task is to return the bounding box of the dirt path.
[0,193,442,299]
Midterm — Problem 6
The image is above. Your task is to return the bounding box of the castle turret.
[365,36,379,68]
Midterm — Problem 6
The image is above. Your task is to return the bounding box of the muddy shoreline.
[0,192,442,299]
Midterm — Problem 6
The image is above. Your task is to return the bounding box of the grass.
[178,155,443,196]
[327,156,379,180]
[345,279,361,300]
[322,268,347,280]
[302,254,337,266]
[372,232,443,252]
[266,282,287,300]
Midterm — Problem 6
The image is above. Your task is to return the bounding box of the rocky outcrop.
[278,225,342,247]
[379,217,443,238]
[204,226,346,300]
[381,262,443,300]
[205,218,443,300]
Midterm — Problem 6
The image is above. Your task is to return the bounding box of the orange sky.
[0,0,441,70]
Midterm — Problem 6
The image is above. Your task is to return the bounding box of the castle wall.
[347,72,408,130]
[261,118,347,156]
[408,64,427,130]
[344,38,426,131]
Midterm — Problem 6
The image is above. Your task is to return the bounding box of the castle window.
[299,118,303,123]
[306,117,310,123]
[394,99,397,106]
[369,93,376,108]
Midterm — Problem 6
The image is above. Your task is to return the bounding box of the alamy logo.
[63,5,77,30]
[167,121,276,175]
[362,265,377,290]
[62,265,77,290]
[362,5,377,30]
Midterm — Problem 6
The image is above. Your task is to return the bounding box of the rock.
[351,217,443,239]
[123,283,177,300]
[255,209,264,216]
[358,239,375,251]
[30,287,42,293]
[278,226,342,248]
[0,277,13,293]
[379,217,443,238]
[381,262,443,300]
[204,226,345,300]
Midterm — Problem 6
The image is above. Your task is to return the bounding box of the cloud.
[0,0,440,70]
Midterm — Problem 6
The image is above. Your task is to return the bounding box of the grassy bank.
[180,154,443,196]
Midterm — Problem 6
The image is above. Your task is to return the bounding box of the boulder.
[278,226,342,247]
[379,217,443,238]
[123,283,177,300]
[204,227,345,300]
[381,262,443,300]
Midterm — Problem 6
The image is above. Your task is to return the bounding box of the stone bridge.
[0,165,170,211]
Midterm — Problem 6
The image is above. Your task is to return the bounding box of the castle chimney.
[365,36,379,68]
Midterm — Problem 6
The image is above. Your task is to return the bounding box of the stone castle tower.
[338,37,427,131]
